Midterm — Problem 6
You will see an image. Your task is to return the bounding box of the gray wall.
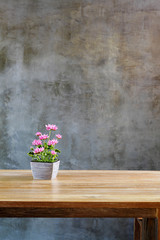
[0,0,160,239]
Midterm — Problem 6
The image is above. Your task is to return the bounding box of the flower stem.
[48,130,51,141]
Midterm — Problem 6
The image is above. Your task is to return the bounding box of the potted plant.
[27,124,62,180]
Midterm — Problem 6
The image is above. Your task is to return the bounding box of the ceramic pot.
[30,160,60,180]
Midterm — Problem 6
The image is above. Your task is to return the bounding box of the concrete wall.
[0,0,160,239]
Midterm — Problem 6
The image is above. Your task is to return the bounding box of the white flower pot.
[30,160,60,180]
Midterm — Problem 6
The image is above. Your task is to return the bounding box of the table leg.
[134,218,157,240]
[134,218,143,240]
[157,209,160,240]
[142,218,157,240]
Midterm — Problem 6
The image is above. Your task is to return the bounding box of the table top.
[1,170,160,208]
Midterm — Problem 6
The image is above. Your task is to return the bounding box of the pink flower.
[45,124,58,131]
[39,134,49,140]
[51,150,56,155]
[35,132,42,136]
[56,134,62,139]
[33,147,44,154]
[32,139,42,146]
[48,140,53,146]
[52,139,58,145]
[47,139,58,146]
[39,147,44,152]
[33,148,39,154]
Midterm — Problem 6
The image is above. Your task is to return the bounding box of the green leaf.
[28,151,34,155]
[55,149,61,153]
[27,152,34,157]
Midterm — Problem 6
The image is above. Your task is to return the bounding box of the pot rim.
[31,160,60,164]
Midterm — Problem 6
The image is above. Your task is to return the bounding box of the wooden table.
[0,170,160,240]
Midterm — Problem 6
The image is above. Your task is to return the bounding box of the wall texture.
[0,0,160,239]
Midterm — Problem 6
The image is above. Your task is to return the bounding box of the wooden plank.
[0,201,160,209]
[0,170,160,209]
[0,207,157,218]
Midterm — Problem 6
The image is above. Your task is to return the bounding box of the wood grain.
[134,218,158,240]
[0,170,160,239]
[142,218,157,240]
[0,207,157,218]
[0,170,160,209]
